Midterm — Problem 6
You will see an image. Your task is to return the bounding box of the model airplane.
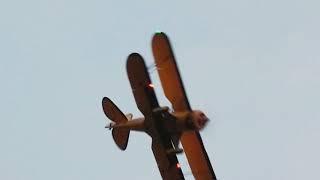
[102,32,216,180]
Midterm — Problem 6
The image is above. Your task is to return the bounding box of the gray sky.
[1,0,320,179]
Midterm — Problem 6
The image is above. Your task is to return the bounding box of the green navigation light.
[155,30,163,34]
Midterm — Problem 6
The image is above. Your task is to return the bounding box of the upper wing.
[126,53,184,180]
[152,32,217,180]
[151,33,191,112]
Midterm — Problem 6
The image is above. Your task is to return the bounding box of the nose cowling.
[191,110,209,130]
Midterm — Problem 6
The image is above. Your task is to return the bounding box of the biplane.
[102,32,217,180]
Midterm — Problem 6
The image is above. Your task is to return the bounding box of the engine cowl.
[172,110,209,132]
[190,110,209,130]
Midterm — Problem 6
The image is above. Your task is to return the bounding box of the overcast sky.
[1,0,320,179]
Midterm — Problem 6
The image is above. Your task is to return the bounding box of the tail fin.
[102,97,130,150]
[125,113,133,121]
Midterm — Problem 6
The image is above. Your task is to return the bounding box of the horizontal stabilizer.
[102,97,127,124]
[112,128,130,150]
[102,97,130,150]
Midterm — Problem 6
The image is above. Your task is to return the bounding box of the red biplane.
[102,32,216,180]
